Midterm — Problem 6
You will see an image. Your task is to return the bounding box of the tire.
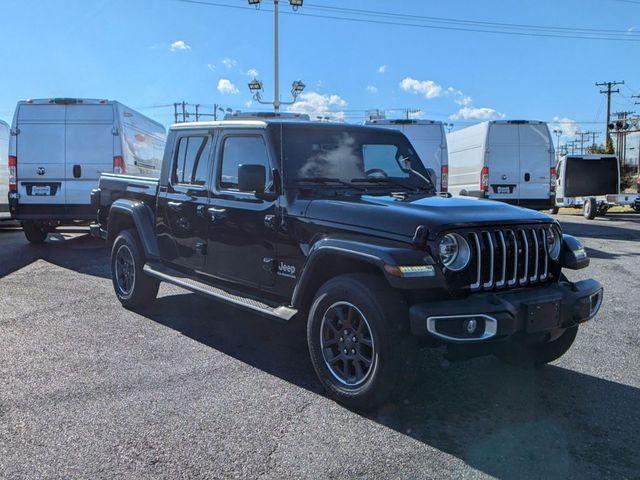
[306,273,417,410]
[22,221,48,244]
[111,229,159,309]
[498,326,579,367]
[549,206,559,215]
[583,198,597,220]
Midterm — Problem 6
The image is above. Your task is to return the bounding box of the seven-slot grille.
[464,226,554,291]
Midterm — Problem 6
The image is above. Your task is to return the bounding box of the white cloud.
[246,68,259,78]
[550,116,581,138]
[366,85,378,94]
[455,95,473,106]
[400,77,444,99]
[378,65,387,73]
[288,91,348,121]
[170,40,191,52]
[628,26,636,32]
[206,63,216,72]
[222,57,238,69]
[217,78,239,95]
[450,106,505,121]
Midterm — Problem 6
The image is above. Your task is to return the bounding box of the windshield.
[275,124,432,190]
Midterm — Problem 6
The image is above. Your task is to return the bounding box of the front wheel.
[307,273,417,410]
[111,229,159,309]
[498,326,579,367]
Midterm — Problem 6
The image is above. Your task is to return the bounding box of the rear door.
[157,130,213,271]
[15,104,67,206]
[487,124,520,201]
[65,104,115,210]
[518,124,552,202]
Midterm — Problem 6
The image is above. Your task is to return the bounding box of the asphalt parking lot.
[1,213,639,480]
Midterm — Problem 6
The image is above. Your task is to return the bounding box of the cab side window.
[172,136,211,186]
[219,136,272,190]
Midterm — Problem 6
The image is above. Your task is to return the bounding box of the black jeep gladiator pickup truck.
[91,117,603,409]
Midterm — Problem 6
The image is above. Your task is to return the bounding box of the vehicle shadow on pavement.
[0,231,110,280]
[559,215,640,241]
[142,292,640,479]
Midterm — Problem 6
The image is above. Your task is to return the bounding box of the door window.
[172,136,211,186]
[219,136,271,190]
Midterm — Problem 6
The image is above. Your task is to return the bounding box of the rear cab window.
[172,135,212,187]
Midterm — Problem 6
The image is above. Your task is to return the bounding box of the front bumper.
[409,279,603,342]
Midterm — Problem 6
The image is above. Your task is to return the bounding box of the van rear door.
[400,124,445,189]
[487,123,519,201]
[65,104,115,209]
[15,104,67,206]
[518,123,552,202]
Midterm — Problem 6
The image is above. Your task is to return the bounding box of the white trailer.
[0,120,9,221]
[447,120,555,210]
[554,154,635,219]
[365,119,449,192]
[8,98,166,242]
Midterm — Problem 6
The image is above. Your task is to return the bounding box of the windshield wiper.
[291,177,366,191]
[351,177,422,192]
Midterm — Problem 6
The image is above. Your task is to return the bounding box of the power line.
[173,0,640,42]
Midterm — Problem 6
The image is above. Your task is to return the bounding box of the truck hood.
[304,194,553,238]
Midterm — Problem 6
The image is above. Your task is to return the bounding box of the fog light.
[589,289,603,318]
[464,318,477,335]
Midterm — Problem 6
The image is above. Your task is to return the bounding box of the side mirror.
[425,168,437,186]
[238,164,266,193]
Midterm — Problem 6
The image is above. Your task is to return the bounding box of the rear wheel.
[307,273,417,410]
[498,326,579,367]
[111,229,159,309]
[583,198,597,219]
[22,221,48,244]
[549,206,559,215]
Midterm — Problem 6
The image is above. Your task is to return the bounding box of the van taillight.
[480,166,489,192]
[8,155,17,192]
[550,167,557,192]
[440,165,448,192]
[113,156,125,174]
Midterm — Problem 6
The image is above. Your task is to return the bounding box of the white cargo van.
[447,120,555,210]
[8,98,166,243]
[554,154,635,219]
[365,119,449,192]
[0,120,9,221]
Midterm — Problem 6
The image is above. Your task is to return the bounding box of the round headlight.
[546,227,561,260]
[438,233,471,271]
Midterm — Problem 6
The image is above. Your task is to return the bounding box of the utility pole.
[613,111,634,166]
[596,81,624,145]
[195,104,200,122]
[173,103,179,123]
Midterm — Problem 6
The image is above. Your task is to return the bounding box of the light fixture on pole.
[246,0,304,112]
[553,129,562,161]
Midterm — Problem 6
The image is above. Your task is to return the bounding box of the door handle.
[73,165,82,178]
[207,207,227,222]
[167,201,183,211]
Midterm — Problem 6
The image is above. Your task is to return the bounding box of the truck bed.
[93,173,159,228]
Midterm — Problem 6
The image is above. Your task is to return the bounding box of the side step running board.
[143,263,298,322]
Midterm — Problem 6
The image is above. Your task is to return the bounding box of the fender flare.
[291,237,441,309]
[107,199,160,259]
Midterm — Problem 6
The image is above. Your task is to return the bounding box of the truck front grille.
[465,226,554,292]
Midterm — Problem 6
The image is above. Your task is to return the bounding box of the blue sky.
[1,0,638,146]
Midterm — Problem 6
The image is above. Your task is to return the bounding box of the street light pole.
[273,0,280,111]
[553,129,562,162]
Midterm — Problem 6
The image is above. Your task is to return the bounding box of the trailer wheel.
[583,198,597,220]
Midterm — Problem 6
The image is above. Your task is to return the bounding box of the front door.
[157,131,213,271]
[205,132,277,288]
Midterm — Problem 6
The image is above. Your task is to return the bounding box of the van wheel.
[111,229,159,309]
[22,222,48,244]
[549,206,559,215]
[583,198,597,220]
[498,326,579,367]
[307,273,417,411]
